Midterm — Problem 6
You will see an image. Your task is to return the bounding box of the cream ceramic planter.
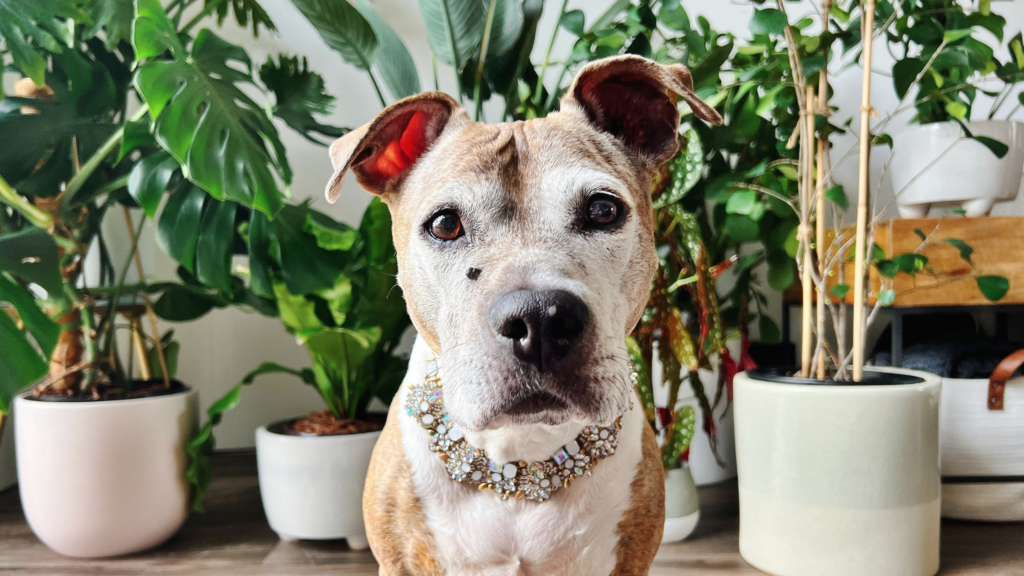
[734,368,941,576]
[256,422,380,547]
[891,120,1024,217]
[661,465,700,543]
[15,387,197,558]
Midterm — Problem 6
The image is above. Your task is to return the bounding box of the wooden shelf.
[785,216,1024,308]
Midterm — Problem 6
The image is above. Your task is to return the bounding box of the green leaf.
[0,227,63,296]
[207,0,277,37]
[824,184,848,211]
[725,214,759,243]
[943,239,973,264]
[945,101,968,120]
[152,285,218,322]
[133,1,289,217]
[560,9,585,36]
[726,190,758,215]
[120,117,156,162]
[830,284,850,300]
[658,0,689,32]
[0,309,47,413]
[976,275,1009,301]
[625,336,655,424]
[128,151,179,219]
[419,0,485,69]
[892,58,925,99]
[0,272,58,359]
[355,0,421,100]
[195,199,239,293]
[653,129,703,208]
[877,289,896,306]
[913,228,927,242]
[305,210,357,251]
[661,405,696,469]
[85,0,134,51]
[147,339,179,380]
[943,29,974,43]
[485,0,524,59]
[750,9,788,36]
[767,255,795,291]
[973,136,1009,159]
[291,0,378,72]
[893,252,928,275]
[274,205,347,295]
[875,259,899,278]
[258,55,347,145]
[0,0,86,84]
[273,282,323,332]
[157,185,207,273]
[758,315,780,344]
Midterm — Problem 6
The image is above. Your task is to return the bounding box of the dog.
[324,55,722,576]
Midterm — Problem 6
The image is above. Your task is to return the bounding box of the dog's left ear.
[561,55,723,166]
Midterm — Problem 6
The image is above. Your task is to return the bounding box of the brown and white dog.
[324,55,722,576]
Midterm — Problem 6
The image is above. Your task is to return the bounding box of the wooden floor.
[1,452,1022,575]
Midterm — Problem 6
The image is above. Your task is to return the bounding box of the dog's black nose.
[489,290,590,371]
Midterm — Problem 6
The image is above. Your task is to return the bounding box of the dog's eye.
[585,194,623,228]
[428,211,463,241]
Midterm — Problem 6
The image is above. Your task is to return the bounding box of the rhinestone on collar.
[405,358,622,502]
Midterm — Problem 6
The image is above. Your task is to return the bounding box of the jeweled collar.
[405,358,623,502]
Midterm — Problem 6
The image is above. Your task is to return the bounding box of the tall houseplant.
[0,0,346,557]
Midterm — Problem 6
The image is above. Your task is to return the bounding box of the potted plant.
[886,0,1024,217]
[185,199,409,546]
[719,1,997,575]
[0,0,344,557]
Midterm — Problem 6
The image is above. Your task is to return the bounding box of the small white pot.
[255,422,380,547]
[15,387,198,558]
[940,369,1024,521]
[661,465,700,543]
[735,368,941,576]
[891,120,1024,217]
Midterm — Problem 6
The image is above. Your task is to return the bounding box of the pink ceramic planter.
[15,388,198,558]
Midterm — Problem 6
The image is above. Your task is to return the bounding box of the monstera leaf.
[0,272,59,413]
[85,0,134,50]
[259,55,347,145]
[133,0,289,218]
[0,0,86,84]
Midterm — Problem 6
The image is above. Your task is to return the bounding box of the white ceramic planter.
[891,120,1024,217]
[15,387,197,558]
[661,465,700,543]
[734,368,941,576]
[940,368,1024,521]
[256,422,380,547]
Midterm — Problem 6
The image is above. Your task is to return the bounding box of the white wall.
[4,1,1022,451]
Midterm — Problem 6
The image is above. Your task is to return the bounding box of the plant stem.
[122,207,171,388]
[367,70,388,109]
[180,1,219,35]
[63,104,150,207]
[0,173,54,230]
[432,53,440,91]
[534,0,569,107]
[474,0,499,122]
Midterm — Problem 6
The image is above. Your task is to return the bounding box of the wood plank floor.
[1,452,1022,575]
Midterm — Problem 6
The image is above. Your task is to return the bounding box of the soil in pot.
[278,410,386,437]
[30,379,190,402]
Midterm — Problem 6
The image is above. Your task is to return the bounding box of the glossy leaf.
[485,0,524,59]
[654,129,703,208]
[133,1,288,217]
[419,0,485,69]
[824,184,848,211]
[666,308,698,371]
[355,0,421,100]
[0,0,85,84]
[560,9,585,36]
[0,309,47,414]
[625,336,656,426]
[259,55,347,145]
[0,227,63,296]
[85,0,134,50]
[977,275,1009,301]
[749,9,787,36]
[661,405,696,468]
[195,199,239,293]
[128,150,178,219]
[157,184,207,273]
[152,285,218,322]
[830,284,850,300]
[944,238,973,264]
[291,0,378,73]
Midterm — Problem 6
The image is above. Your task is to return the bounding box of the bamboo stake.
[122,208,170,388]
[816,0,832,380]
[852,0,876,382]
[800,85,815,378]
[130,315,152,381]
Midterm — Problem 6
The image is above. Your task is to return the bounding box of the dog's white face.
[326,56,721,433]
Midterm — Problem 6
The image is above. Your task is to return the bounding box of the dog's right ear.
[326,92,466,202]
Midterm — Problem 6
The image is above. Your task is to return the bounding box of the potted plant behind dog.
[0,0,351,557]
[725,2,1007,576]
[184,199,410,546]
[886,0,1024,218]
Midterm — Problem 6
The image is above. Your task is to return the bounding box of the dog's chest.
[396,360,644,576]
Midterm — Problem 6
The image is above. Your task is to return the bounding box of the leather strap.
[988,349,1024,410]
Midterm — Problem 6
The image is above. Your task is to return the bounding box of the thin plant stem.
[474,0,499,122]
[534,0,569,107]
[63,104,150,206]
[0,173,53,230]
